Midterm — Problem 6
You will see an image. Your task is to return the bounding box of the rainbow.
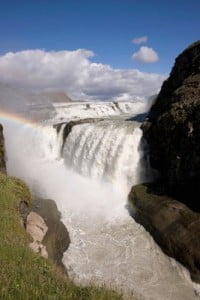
[0,109,43,129]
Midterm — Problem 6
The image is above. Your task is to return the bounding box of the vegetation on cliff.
[0,172,121,299]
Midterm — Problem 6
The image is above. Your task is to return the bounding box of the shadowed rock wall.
[143,41,200,210]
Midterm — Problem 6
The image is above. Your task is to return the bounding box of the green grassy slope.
[0,173,121,300]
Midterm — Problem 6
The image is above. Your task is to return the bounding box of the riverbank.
[0,172,121,299]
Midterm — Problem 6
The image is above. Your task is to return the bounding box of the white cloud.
[132,46,159,63]
[0,49,165,101]
[132,36,148,45]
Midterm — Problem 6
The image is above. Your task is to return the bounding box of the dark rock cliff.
[0,124,6,174]
[143,41,200,210]
[128,184,200,283]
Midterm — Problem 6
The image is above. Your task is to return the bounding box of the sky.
[0,0,199,101]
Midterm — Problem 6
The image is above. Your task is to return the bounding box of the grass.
[0,173,122,300]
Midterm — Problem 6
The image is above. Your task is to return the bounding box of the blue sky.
[0,0,199,74]
[0,0,199,102]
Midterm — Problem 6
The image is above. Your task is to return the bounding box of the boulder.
[143,41,200,210]
[128,184,200,283]
[26,211,48,258]
[31,197,70,272]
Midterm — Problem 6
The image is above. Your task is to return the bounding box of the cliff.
[143,41,200,210]
[128,184,200,283]
[128,42,200,282]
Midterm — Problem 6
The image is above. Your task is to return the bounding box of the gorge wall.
[143,40,200,210]
[129,41,200,284]
[128,184,200,283]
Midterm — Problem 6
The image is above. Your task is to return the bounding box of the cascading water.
[61,120,148,193]
[52,101,147,123]
[2,111,199,300]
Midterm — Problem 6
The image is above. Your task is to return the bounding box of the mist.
[3,120,137,219]
[1,115,198,299]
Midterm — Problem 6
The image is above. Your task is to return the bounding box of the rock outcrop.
[143,41,200,210]
[19,195,70,273]
[26,211,48,258]
[128,184,200,283]
[0,124,6,174]
[30,197,70,272]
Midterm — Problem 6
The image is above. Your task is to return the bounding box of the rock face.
[26,197,70,273]
[31,197,70,272]
[0,124,6,174]
[128,184,200,283]
[26,211,48,258]
[143,41,200,210]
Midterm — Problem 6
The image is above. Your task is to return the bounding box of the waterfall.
[52,101,147,123]
[61,120,147,193]
[2,115,198,300]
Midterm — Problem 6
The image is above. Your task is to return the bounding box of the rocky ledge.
[128,184,200,283]
[143,40,200,210]
[31,197,70,271]
[25,197,70,273]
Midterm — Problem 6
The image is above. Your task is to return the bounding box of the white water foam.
[62,121,149,193]
[2,118,199,300]
[51,101,147,123]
